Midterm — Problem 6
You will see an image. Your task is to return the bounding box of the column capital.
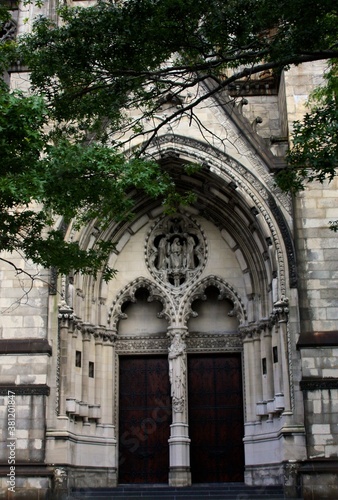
[102,328,117,345]
[81,322,94,341]
[240,323,262,340]
[167,326,188,341]
[273,296,289,323]
[58,303,74,327]
[93,326,106,344]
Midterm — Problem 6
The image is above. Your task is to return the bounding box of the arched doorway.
[114,274,246,485]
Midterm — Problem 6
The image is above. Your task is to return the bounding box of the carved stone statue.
[157,237,168,270]
[169,238,183,270]
[168,331,186,413]
[184,234,195,269]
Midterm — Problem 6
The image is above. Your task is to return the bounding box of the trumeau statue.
[168,331,186,413]
[146,214,207,289]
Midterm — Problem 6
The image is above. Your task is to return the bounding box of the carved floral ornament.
[145,213,207,290]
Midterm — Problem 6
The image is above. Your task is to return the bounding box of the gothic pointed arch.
[107,277,174,330]
[180,275,248,327]
[147,134,297,297]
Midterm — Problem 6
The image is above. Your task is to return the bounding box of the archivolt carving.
[180,275,248,326]
[108,277,173,329]
[148,135,291,295]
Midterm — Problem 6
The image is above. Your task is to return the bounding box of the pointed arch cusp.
[181,275,248,327]
[108,277,173,330]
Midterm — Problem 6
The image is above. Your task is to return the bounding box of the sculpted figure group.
[157,234,196,272]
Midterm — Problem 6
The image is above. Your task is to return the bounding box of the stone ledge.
[300,378,338,391]
[299,458,338,473]
[0,338,52,355]
[0,463,53,477]
[0,384,50,395]
[297,331,338,347]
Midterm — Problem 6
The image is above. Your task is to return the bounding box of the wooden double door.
[119,354,244,484]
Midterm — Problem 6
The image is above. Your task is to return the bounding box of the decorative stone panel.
[145,213,207,290]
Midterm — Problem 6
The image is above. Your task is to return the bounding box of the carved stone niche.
[145,214,207,290]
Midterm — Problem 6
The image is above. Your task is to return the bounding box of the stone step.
[69,483,287,499]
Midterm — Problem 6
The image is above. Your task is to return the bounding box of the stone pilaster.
[81,324,92,424]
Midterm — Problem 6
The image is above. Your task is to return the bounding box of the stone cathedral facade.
[1,2,338,499]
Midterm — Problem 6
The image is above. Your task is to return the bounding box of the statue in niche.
[168,331,186,413]
[156,234,196,272]
[149,214,205,288]
[157,236,168,270]
[169,237,183,270]
[185,233,196,269]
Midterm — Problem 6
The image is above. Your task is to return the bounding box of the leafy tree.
[19,0,338,151]
[0,83,174,280]
[0,6,180,282]
[1,0,337,281]
[277,60,338,229]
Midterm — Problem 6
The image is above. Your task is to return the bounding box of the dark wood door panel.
[188,354,244,483]
[119,356,171,484]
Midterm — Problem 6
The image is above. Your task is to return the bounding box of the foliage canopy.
[21,0,338,150]
[0,0,337,280]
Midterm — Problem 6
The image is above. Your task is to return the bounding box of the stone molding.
[186,333,242,352]
[0,338,52,355]
[300,378,338,391]
[297,331,338,347]
[0,384,50,395]
[115,332,242,354]
[109,276,174,329]
[181,275,248,327]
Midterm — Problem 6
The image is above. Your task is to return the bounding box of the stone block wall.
[0,393,47,463]
[300,348,338,459]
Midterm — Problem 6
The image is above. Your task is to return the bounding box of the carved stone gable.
[145,214,207,290]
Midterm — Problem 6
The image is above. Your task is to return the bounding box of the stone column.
[253,327,263,408]
[58,304,74,416]
[263,324,274,402]
[167,327,191,487]
[274,297,291,412]
[97,328,117,485]
[241,329,256,422]
[101,329,116,424]
[81,324,92,424]
[94,327,104,420]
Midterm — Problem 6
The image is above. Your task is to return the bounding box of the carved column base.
[169,466,192,487]
[168,423,191,486]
